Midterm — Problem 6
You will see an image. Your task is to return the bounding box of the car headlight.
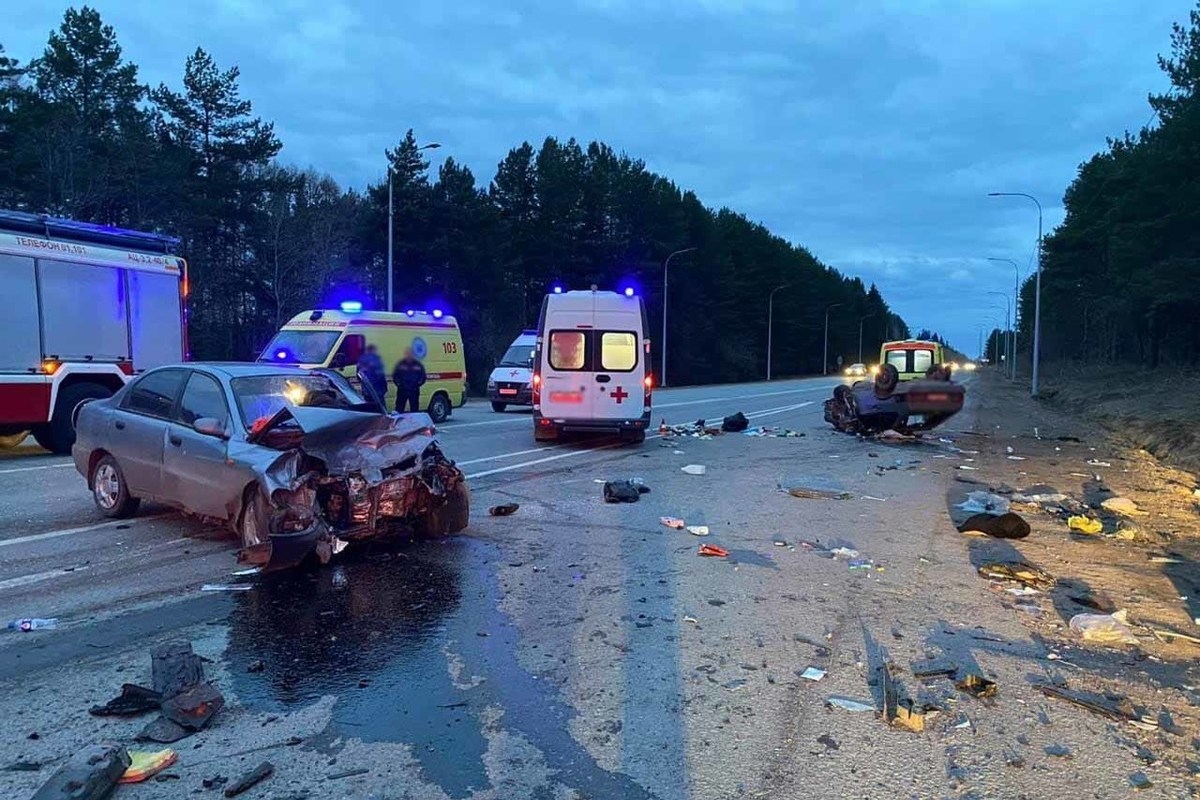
[487,379,496,389]
[869,365,879,375]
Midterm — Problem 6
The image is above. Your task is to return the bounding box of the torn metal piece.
[1035,684,1157,728]
[30,743,130,800]
[955,671,998,699]
[89,684,162,717]
[883,662,935,732]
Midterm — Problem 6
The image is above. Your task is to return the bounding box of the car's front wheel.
[415,480,470,538]
[238,486,268,549]
[91,454,140,518]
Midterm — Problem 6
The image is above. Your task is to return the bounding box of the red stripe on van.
[425,372,464,380]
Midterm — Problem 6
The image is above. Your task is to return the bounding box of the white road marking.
[0,515,169,549]
[0,462,73,475]
[465,400,818,480]
[457,444,564,467]
[444,383,832,430]
[0,567,86,591]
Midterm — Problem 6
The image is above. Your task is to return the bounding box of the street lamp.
[988,192,1043,395]
[857,314,875,363]
[660,247,696,388]
[766,285,790,381]
[387,141,441,312]
[986,291,1012,378]
[987,256,1020,380]
[823,303,843,375]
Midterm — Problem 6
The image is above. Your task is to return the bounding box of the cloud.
[5,0,1190,351]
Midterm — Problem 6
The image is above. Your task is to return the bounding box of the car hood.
[240,407,441,488]
[490,366,532,383]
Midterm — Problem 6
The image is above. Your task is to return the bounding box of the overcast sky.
[6,1,1189,353]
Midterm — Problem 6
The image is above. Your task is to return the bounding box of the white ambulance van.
[532,288,651,443]
[487,330,536,412]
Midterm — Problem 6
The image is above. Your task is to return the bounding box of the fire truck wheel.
[37,382,114,454]
[91,454,140,518]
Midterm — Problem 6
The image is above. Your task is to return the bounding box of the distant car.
[72,363,469,570]
[879,339,947,381]
[844,363,869,378]
[824,363,964,435]
[487,330,536,412]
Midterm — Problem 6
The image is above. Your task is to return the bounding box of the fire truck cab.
[0,210,187,454]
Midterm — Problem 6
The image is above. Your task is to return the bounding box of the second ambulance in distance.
[259,305,467,422]
[532,288,651,443]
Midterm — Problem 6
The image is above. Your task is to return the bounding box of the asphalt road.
[18,369,1182,800]
[0,376,840,634]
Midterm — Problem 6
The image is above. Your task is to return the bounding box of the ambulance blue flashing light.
[275,349,289,361]
[552,284,564,294]
[623,287,635,297]
[405,309,416,317]
[339,300,363,313]
[431,308,444,319]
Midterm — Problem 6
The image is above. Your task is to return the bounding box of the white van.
[487,330,537,412]
[533,289,651,443]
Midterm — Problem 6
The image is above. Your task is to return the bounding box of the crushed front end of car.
[238,407,469,570]
[824,364,964,436]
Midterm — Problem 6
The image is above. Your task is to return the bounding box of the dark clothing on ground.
[356,351,388,402]
[392,357,427,414]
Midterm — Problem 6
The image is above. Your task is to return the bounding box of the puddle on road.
[224,537,657,800]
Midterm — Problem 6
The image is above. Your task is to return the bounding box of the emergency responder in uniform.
[356,344,388,405]
[392,347,427,414]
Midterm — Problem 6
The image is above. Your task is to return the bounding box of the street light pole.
[987,257,1020,380]
[660,247,696,388]
[988,192,1043,395]
[387,141,441,312]
[987,292,1011,373]
[857,314,874,363]
[767,285,790,381]
[823,303,843,375]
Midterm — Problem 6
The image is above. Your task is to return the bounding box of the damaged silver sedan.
[72,363,469,570]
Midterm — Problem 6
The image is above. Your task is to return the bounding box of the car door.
[162,371,237,519]
[591,300,643,421]
[114,369,188,499]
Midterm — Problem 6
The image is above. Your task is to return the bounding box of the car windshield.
[231,373,368,428]
[499,345,535,367]
[258,330,342,365]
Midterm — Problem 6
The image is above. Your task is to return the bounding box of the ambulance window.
[332,334,365,368]
[177,372,229,428]
[885,350,908,371]
[599,332,637,371]
[912,348,934,373]
[548,331,588,370]
[123,369,187,418]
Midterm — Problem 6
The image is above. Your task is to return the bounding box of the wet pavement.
[226,537,657,799]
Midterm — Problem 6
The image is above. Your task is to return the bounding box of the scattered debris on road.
[603,480,641,503]
[118,749,178,784]
[957,512,1031,539]
[1067,515,1104,535]
[224,761,274,797]
[956,491,1011,515]
[799,666,826,681]
[30,743,130,800]
[826,696,874,712]
[1034,684,1157,729]
[488,503,520,516]
[681,464,707,476]
[5,617,58,632]
[955,671,998,699]
[1069,609,1138,645]
[660,516,685,529]
[780,475,851,500]
[977,562,1055,591]
[1100,496,1145,516]
[686,525,710,536]
[721,412,750,432]
[883,662,933,732]
[89,684,163,717]
[697,544,729,558]
[200,584,253,592]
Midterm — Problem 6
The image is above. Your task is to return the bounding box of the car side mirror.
[194,417,228,439]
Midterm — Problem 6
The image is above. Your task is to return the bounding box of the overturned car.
[824,363,964,435]
[72,363,469,570]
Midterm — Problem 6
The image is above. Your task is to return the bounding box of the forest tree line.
[1027,2,1200,369]
[0,7,909,389]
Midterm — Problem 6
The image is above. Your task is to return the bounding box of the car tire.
[621,428,646,444]
[38,382,114,454]
[873,364,899,398]
[91,454,140,519]
[490,401,507,413]
[415,480,470,538]
[237,485,269,549]
[428,393,452,423]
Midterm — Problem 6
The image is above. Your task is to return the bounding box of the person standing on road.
[356,344,388,405]
[392,347,427,414]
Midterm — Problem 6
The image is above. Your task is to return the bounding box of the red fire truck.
[0,210,188,453]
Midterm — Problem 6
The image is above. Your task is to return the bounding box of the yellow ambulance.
[258,304,467,422]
